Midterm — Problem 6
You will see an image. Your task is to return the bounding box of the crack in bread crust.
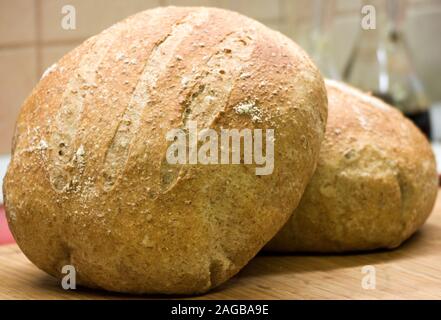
[101,11,210,192]
[159,30,256,193]
[47,27,123,192]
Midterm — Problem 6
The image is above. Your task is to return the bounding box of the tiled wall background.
[0,0,440,154]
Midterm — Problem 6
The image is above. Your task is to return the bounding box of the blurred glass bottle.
[343,0,431,139]
[302,0,341,80]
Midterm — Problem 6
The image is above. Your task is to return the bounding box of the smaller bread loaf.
[266,79,438,253]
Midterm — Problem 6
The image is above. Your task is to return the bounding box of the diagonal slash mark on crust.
[47,27,123,192]
[101,11,210,192]
[159,30,256,193]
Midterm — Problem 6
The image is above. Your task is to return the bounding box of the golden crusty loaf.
[266,79,438,253]
[3,7,327,294]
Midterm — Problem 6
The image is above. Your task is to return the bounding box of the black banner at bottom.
[0,299,434,318]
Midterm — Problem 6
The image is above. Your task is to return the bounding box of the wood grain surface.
[1,190,441,300]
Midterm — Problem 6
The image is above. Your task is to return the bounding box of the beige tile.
[335,0,361,14]
[229,0,280,22]
[405,7,441,102]
[329,15,360,74]
[41,0,161,42]
[280,0,322,23]
[164,0,227,7]
[0,47,37,154]
[408,0,441,7]
[165,0,279,21]
[280,0,349,24]
[40,43,80,75]
[281,0,361,27]
[0,0,36,45]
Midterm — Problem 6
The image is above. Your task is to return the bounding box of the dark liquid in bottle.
[373,92,432,140]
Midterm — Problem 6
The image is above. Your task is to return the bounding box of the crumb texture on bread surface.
[3,6,327,294]
[266,79,438,253]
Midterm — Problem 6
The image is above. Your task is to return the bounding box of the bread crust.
[3,7,327,293]
[266,79,438,253]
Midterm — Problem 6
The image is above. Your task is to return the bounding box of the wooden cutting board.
[2,190,441,300]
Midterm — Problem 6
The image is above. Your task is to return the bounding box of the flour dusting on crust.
[233,100,262,123]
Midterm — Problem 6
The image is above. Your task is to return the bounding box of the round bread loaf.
[266,79,438,253]
[3,7,327,294]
